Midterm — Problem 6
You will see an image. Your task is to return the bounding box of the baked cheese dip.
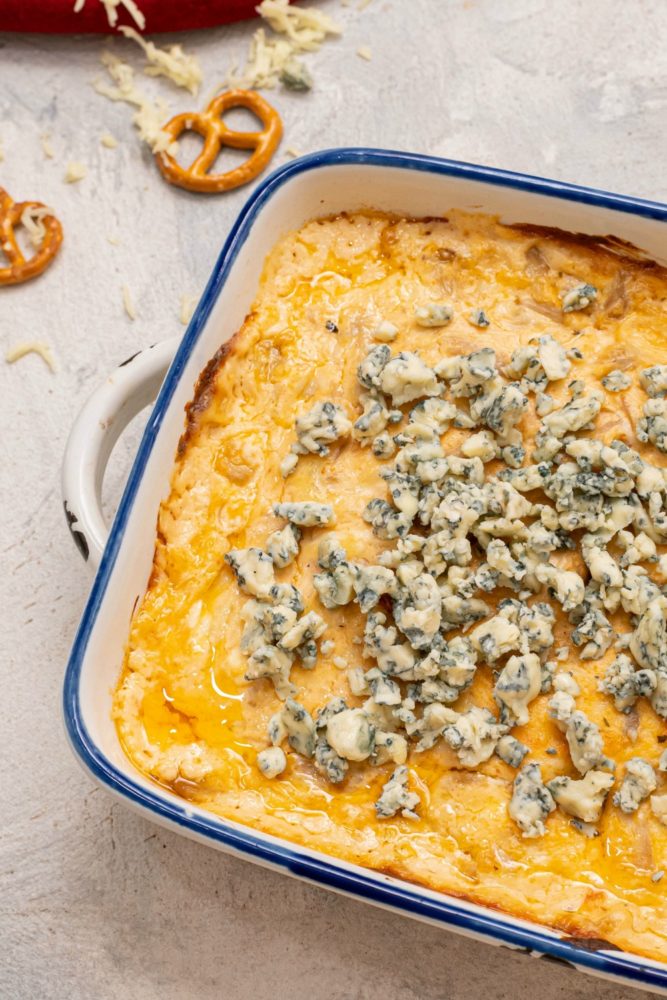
[114,211,667,960]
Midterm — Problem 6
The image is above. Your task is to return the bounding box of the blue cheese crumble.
[602,369,632,392]
[375,765,420,818]
[273,501,336,526]
[561,283,597,312]
[613,758,657,813]
[414,303,453,327]
[547,770,615,822]
[222,323,667,837]
[257,746,287,778]
[468,308,490,328]
[509,763,556,838]
[281,401,352,476]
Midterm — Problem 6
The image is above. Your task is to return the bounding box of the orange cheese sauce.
[113,212,667,960]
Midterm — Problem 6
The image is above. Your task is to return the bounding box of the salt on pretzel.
[156,89,283,194]
[0,188,64,286]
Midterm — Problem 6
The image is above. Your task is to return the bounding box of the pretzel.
[156,89,283,194]
[0,188,63,286]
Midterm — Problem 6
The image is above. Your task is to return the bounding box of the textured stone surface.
[1,2,665,997]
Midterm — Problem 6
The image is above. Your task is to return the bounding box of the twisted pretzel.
[156,89,283,194]
[0,188,63,286]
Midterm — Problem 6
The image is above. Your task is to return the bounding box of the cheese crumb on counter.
[122,284,137,320]
[179,294,197,326]
[41,133,55,159]
[64,161,87,183]
[100,133,118,149]
[225,0,341,90]
[356,46,373,61]
[5,342,56,373]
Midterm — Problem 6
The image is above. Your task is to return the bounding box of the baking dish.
[62,148,667,993]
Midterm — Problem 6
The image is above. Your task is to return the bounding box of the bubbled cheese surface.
[113,211,667,960]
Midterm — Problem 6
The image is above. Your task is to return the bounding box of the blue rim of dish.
[63,148,667,991]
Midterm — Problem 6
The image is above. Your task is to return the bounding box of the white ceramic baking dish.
[62,149,667,994]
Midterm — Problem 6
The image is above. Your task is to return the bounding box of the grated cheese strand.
[73,0,145,30]
[122,284,137,320]
[5,342,57,373]
[19,205,54,249]
[41,133,55,159]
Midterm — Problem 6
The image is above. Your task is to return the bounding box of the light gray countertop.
[1,2,666,997]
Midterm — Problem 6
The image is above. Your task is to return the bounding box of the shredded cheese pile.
[119,26,202,95]
[225,0,342,89]
[94,52,177,156]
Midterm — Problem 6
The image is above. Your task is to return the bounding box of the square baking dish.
[62,148,667,994]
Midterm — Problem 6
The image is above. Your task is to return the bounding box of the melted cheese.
[114,211,667,962]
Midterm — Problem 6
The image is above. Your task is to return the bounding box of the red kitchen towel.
[0,0,260,33]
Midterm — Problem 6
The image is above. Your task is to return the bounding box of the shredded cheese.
[356,45,372,60]
[19,205,53,249]
[285,146,303,159]
[100,133,118,148]
[94,52,177,156]
[107,234,121,245]
[64,161,87,183]
[41,133,55,159]
[179,294,197,326]
[73,0,145,31]
[225,29,294,90]
[118,26,202,95]
[5,342,56,373]
[225,0,341,90]
[122,284,137,320]
[257,0,341,48]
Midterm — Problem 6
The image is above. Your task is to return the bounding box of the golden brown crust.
[509,222,667,270]
[177,328,245,456]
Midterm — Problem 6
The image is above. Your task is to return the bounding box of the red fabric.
[0,0,259,34]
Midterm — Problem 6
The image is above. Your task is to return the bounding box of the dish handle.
[62,337,179,568]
